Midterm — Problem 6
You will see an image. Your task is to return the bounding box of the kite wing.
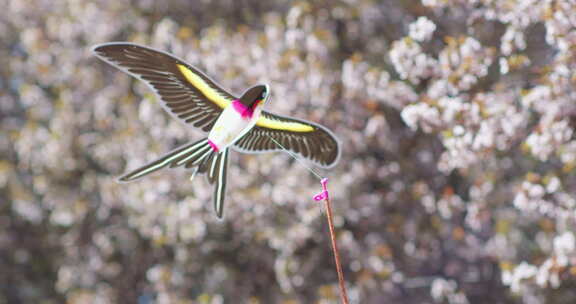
[92,42,236,132]
[233,111,340,168]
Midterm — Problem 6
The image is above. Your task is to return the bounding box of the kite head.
[239,84,269,109]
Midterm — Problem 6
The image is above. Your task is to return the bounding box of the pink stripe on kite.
[208,139,219,152]
[232,100,254,119]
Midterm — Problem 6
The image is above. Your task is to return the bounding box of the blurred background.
[2,0,576,303]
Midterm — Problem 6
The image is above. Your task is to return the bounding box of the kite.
[92,43,341,218]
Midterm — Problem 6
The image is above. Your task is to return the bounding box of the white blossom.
[409,16,437,42]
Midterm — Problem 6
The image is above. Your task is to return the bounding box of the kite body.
[92,42,340,218]
[208,96,265,152]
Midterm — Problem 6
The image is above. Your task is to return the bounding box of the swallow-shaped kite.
[93,43,340,218]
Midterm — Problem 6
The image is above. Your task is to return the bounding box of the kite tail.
[118,138,229,218]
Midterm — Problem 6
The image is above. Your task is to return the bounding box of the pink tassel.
[313,178,329,201]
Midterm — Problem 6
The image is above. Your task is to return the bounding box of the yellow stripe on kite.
[256,116,314,132]
[177,64,230,109]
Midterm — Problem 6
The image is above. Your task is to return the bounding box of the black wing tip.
[91,42,148,56]
[117,175,133,183]
[321,158,339,169]
[323,146,341,169]
[313,131,341,170]
[91,42,120,55]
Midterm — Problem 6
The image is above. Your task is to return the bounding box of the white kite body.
[207,100,263,152]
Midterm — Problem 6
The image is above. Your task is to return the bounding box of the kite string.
[266,135,323,180]
[266,135,350,304]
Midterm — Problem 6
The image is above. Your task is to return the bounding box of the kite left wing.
[93,43,236,132]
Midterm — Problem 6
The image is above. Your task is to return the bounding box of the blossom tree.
[2,0,576,303]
